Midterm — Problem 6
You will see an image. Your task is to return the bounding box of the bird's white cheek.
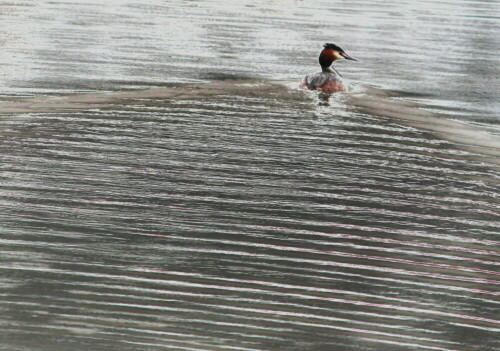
[333,52,344,60]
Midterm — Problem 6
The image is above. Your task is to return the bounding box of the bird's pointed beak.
[340,52,359,61]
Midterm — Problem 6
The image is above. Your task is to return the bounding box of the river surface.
[0,1,499,351]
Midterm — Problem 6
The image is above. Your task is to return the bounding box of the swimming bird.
[300,43,358,93]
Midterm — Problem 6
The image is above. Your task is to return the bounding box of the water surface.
[0,1,499,351]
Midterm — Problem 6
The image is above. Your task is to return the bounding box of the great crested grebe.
[300,43,358,93]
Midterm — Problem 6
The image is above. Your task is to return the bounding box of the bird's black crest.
[323,43,344,52]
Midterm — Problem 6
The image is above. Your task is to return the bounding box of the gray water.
[0,1,499,351]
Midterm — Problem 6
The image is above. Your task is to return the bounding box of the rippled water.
[0,1,499,351]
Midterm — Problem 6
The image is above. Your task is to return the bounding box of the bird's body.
[300,71,346,93]
[300,43,357,93]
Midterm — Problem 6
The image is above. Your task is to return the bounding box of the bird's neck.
[322,66,334,73]
[322,65,343,77]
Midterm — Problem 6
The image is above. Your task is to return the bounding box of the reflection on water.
[0,1,499,351]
